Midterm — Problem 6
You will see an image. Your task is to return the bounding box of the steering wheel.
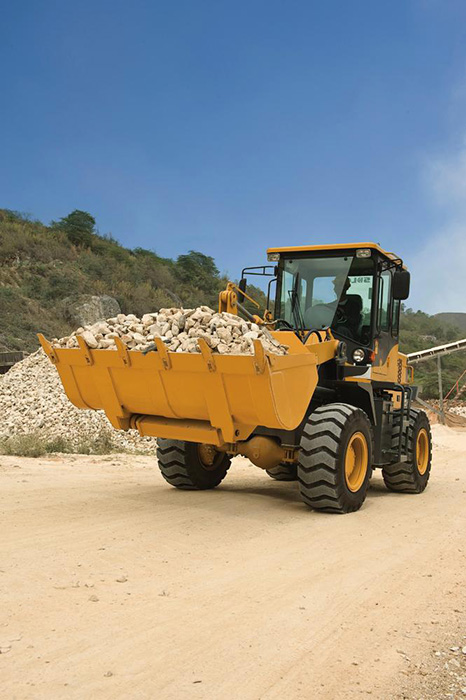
[335,306,348,326]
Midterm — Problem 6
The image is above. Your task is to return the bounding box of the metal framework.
[407,338,466,364]
[408,337,466,424]
[444,369,466,401]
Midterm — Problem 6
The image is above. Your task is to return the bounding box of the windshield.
[277,254,374,343]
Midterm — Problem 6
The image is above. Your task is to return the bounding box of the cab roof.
[267,242,403,264]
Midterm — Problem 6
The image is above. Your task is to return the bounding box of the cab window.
[278,255,374,344]
[346,274,373,331]
[377,271,392,331]
[392,298,400,336]
[312,276,336,305]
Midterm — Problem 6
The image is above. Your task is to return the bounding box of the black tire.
[266,463,298,481]
[156,439,231,490]
[298,403,372,514]
[382,409,432,493]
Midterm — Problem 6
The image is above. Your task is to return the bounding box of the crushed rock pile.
[449,404,466,418]
[0,350,157,453]
[52,306,288,356]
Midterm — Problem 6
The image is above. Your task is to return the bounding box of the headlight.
[267,252,280,262]
[356,248,371,258]
[352,348,366,363]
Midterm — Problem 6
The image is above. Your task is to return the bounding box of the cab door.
[371,268,400,381]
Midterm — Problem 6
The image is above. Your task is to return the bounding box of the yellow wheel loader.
[39,242,432,513]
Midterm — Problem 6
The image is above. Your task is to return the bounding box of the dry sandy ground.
[1,425,465,700]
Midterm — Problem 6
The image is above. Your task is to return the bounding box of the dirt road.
[1,425,465,699]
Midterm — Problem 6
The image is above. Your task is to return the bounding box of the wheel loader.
[39,242,432,513]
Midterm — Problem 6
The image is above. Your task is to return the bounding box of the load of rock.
[0,350,157,453]
[52,306,288,356]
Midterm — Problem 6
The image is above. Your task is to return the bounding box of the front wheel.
[298,403,372,513]
[156,440,231,490]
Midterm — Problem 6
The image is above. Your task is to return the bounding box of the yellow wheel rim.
[416,429,429,475]
[345,432,368,492]
[198,444,220,471]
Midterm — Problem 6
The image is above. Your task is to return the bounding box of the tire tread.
[266,462,298,481]
[298,403,372,514]
[156,439,230,490]
[382,409,432,494]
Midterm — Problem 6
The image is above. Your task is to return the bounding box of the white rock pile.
[51,306,288,356]
[450,404,466,418]
[0,350,157,453]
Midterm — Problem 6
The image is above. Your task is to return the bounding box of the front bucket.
[38,335,319,445]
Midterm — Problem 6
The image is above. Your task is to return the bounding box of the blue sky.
[1,0,466,312]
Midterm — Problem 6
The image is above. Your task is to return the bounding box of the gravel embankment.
[0,350,157,453]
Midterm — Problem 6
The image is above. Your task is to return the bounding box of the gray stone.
[80,331,98,348]
[62,295,121,326]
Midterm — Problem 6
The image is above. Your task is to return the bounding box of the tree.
[52,210,96,247]
[176,251,220,292]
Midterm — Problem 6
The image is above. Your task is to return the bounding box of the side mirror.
[238,278,247,304]
[393,269,410,300]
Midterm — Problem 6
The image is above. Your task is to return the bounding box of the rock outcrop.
[61,295,121,327]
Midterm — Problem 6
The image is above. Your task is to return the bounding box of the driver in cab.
[303,271,363,339]
[331,273,362,339]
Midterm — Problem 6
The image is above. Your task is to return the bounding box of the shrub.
[74,432,115,455]
[0,432,116,456]
[0,433,71,457]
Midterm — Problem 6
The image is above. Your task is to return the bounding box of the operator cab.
[266,243,410,366]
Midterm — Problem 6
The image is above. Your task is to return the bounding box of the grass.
[0,431,117,457]
[0,434,72,457]
[74,432,115,455]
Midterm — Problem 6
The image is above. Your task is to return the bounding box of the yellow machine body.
[37,241,428,515]
[38,241,412,465]
[266,241,407,267]
[38,333,338,448]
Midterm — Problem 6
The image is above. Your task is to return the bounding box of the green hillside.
[434,312,466,332]
[0,208,464,398]
[399,308,465,399]
[0,209,230,352]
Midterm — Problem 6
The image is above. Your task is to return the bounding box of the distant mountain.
[435,313,466,333]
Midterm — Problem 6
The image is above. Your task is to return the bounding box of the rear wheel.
[298,403,372,513]
[382,409,432,493]
[266,463,297,481]
[156,440,231,490]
